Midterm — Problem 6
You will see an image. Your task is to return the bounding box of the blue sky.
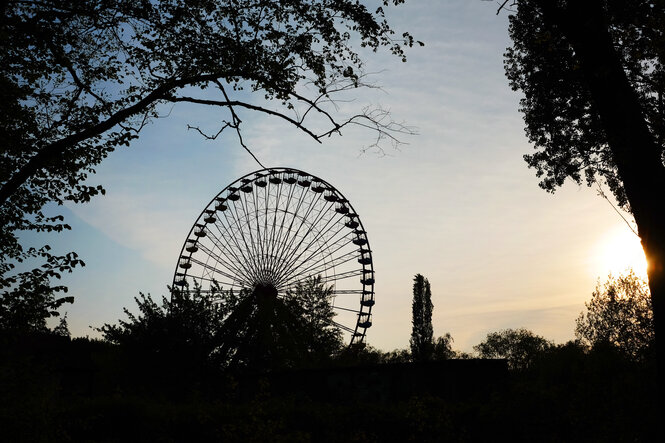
[29,0,646,352]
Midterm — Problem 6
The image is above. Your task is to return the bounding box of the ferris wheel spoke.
[239,186,260,271]
[268,184,311,275]
[250,184,269,276]
[246,175,284,279]
[275,233,355,286]
[331,321,356,334]
[184,273,246,293]
[206,220,258,281]
[235,189,261,273]
[290,196,340,251]
[243,186,267,275]
[331,289,365,295]
[213,206,255,271]
[262,189,282,277]
[332,305,362,314]
[280,247,358,287]
[272,188,326,269]
[276,214,350,283]
[279,199,340,275]
[279,221,352,278]
[264,180,298,276]
[281,268,364,291]
[202,220,248,266]
[257,197,279,281]
[195,240,253,284]
[183,274,248,289]
[274,200,342,279]
[225,196,256,266]
[260,183,275,280]
[264,179,286,272]
[224,199,264,280]
[193,288,236,296]
[261,177,269,228]
[279,184,316,260]
[189,255,251,287]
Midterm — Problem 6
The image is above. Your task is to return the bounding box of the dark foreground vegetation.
[1,271,659,442]
[1,330,659,443]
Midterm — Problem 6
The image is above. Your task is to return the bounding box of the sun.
[594,225,648,279]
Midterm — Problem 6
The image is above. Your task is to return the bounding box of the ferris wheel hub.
[253,283,278,300]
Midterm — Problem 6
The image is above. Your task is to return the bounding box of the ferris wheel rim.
[171,167,375,344]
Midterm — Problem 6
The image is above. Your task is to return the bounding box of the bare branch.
[186,122,233,140]
[495,0,517,15]
[595,180,640,237]
[214,80,242,127]
[186,121,266,168]
[319,104,417,153]
[213,81,267,168]
[233,124,266,169]
[290,74,385,128]
[166,95,323,143]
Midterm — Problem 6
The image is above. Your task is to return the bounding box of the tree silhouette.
[0,0,419,318]
[100,277,342,372]
[214,277,342,371]
[0,248,79,335]
[432,333,456,360]
[503,0,665,367]
[98,288,225,373]
[474,328,552,370]
[576,270,654,361]
[410,274,434,362]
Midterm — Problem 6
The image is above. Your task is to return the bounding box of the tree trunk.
[540,0,665,372]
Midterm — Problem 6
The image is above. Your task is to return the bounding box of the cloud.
[59,0,634,351]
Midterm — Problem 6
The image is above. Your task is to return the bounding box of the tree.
[98,288,226,371]
[410,273,434,362]
[432,333,456,360]
[576,270,655,361]
[502,0,665,365]
[474,328,553,370]
[100,277,343,371]
[0,0,419,323]
[282,276,344,361]
[0,248,78,335]
[214,276,343,370]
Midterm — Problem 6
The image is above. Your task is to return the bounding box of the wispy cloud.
[60,0,634,351]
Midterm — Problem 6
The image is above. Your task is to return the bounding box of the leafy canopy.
[504,0,665,209]
[99,277,342,371]
[214,276,343,370]
[474,328,553,370]
[0,246,79,336]
[575,269,654,360]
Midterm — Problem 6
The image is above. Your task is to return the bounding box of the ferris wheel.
[171,167,374,344]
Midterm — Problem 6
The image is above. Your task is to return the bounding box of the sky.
[29,0,648,352]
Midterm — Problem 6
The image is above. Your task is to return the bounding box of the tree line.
[92,269,658,371]
[0,255,655,373]
[0,269,657,441]
[395,269,655,370]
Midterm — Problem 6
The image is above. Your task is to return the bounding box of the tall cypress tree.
[410,274,434,362]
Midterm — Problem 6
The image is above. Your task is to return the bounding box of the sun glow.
[594,226,648,279]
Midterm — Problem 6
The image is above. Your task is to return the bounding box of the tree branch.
[167,96,323,143]
[595,180,640,237]
[0,73,224,207]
